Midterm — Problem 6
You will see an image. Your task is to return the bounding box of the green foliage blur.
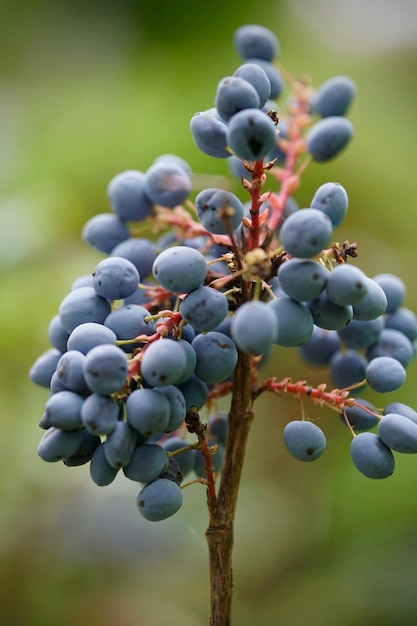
[1,1,417,624]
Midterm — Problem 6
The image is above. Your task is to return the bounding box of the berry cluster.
[30,24,417,522]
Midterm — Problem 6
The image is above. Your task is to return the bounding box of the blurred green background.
[1,0,417,624]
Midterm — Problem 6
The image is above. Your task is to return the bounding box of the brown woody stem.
[205,351,255,626]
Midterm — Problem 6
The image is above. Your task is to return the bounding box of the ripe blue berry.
[350,432,395,479]
[283,420,326,462]
[306,116,353,162]
[279,208,333,258]
[227,108,278,161]
[137,478,183,521]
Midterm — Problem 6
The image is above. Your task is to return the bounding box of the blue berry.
[309,294,353,331]
[83,344,128,395]
[233,63,271,107]
[279,208,333,258]
[298,326,340,366]
[175,375,208,411]
[208,412,228,445]
[244,58,283,99]
[81,393,119,435]
[92,256,140,301]
[190,110,230,158]
[306,116,353,162]
[104,304,155,352]
[215,76,260,122]
[63,430,101,467]
[38,427,85,463]
[231,300,278,355]
[278,258,328,302]
[103,421,137,469]
[179,286,229,332]
[227,108,278,161]
[337,317,384,350]
[350,432,394,479]
[311,76,356,117]
[152,245,207,293]
[326,264,368,307]
[283,420,326,462]
[366,328,414,368]
[195,188,244,235]
[268,297,313,347]
[71,274,94,290]
[341,399,379,432]
[310,182,349,228]
[82,213,129,254]
[140,339,188,387]
[330,349,368,389]
[233,25,279,62]
[172,338,197,385]
[90,443,120,486]
[152,154,192,175]
[126,388,171,437]
[352,277,387,321]
[372,273,406,313]
[378,413,417,454]
[192,332,238,384]
[366,356,406,393]
[111,237,157,279]
[124,443,169,484]
[161,436,196,476]
[48,315,70,353]
[43,391,84,430]
[59,286,111,334]
[145,160,191,208]
[56,350,88,392]
[49,371,70,394]
[383,402,417,424]
[385,307,417,342]
[153,385,186,432]
[67,322,117,355]
[29,348,62,388]
[136,478,183,521]
[107,170,153,221]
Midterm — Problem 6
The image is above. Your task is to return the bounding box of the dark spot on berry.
[248,136,263,156]
[306,447,314,456]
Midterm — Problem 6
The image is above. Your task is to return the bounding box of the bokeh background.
[1,1,417,624]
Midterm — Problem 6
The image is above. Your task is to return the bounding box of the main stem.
[205,351,255,626]
[204,158,266,624]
